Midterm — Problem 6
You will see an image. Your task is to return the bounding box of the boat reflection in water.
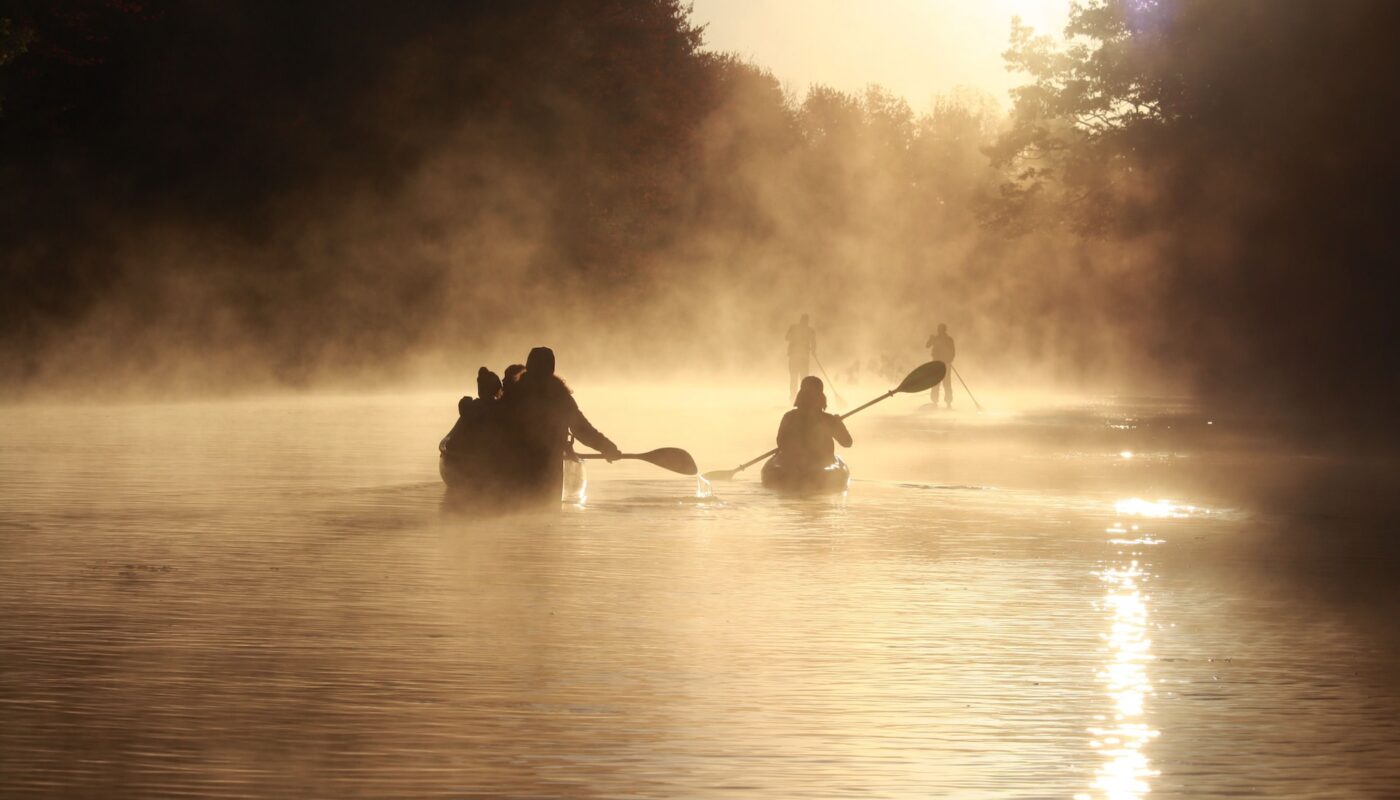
[563,458,587,506]
[1079,511,1163,799]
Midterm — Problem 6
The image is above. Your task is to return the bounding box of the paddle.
[811,352,848,410]
[951,365,984,412]
[701,360,948,481]
[576,447,698,476]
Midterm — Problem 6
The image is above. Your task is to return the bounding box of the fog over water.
[4,1,1400,797]
[3,388,1400,798]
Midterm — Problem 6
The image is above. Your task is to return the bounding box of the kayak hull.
[760,455,850,496]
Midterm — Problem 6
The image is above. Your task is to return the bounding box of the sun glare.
[987,0,1071,35]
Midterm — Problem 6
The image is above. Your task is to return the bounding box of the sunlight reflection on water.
[1081,517,1162,800]
[1113,498,1198,519]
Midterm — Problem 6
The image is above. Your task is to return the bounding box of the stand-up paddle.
[702,360,947,481]
[951,365,983,412]
[811,353,847,410]
[577,448,698,476]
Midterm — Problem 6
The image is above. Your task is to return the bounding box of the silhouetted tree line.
[0,0,1030,389]
[989,0,1400,440]
[1,0,718,382]
[3,0,1398,443]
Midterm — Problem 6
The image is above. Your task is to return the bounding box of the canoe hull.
[760,455,850,496]
[439,435,586,506]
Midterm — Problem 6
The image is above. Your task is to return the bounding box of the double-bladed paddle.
[700,360,948,482]
[577,447,698,476]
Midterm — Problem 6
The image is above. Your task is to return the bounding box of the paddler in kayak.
[775,376,852,469]
[500,347,622,502]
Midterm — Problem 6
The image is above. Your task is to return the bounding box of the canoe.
[760,455,850,495]
[439,435,587,505]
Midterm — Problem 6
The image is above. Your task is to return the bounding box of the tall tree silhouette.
[991,0,1400,439]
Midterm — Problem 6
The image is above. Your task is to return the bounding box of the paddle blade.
[895,360,947,394]
[701,467,741,482]
[636,447,698,476]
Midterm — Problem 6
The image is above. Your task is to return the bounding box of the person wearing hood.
[775,376,852,468]
[501,346,622,501]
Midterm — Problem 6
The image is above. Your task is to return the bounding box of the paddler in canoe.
[440,366,513,498]
[442,367,503,459]
[501,363,526,393]
[441,347,623,505]
[498,346,622,503]
[762,376,852,494]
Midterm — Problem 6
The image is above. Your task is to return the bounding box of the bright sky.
[689,0,1071,108]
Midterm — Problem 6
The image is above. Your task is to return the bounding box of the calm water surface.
[2,389,1398,798]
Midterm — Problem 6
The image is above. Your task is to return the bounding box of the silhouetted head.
[794,375,827,410]
[526,347,555,377]
[937,323,947,335]
[457,396,474,416]
[800,313,809,326]
[503,364,525,385]
[476,367,502,401]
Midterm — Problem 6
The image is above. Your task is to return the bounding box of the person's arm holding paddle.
[828,414,852,448]
[567,399,622,462]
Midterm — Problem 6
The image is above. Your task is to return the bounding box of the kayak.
[439,435,587,505]
[760,455,850,495]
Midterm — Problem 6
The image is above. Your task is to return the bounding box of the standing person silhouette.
[786,314,816,402]
[925,323,956,408]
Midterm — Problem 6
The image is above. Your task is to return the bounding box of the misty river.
[3,385,1399,798]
